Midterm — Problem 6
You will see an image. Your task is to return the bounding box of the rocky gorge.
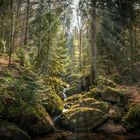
[0,66,140,140]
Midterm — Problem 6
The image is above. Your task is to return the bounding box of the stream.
[53,86,69,124]
[33,86,140,140]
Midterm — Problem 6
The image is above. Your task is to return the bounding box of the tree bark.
[24,0,30,46]
[37,0,44,58]
[79,28,82,72]
[8,0,13,67]
[90,0,98,84]
[129,25,135,81]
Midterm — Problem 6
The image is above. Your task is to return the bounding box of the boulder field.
[0,70,140,139]
[59,86,134,133]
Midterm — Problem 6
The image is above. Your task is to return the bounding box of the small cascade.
[62,88,67,100]
[62,84,69,100]
[53,85,70,125]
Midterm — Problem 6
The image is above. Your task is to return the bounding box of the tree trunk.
[24,0,30,46]
[129,24,135,81]
[8,0,13,67]
[79,28,82,72]
[37,0,44,58]
[90,0,98,84]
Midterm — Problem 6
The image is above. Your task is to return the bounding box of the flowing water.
[53,86,69,124]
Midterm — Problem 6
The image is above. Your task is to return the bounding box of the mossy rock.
[60,107,108,131]
[65,85,82,96]
[63,94,82,108]
[0,91,19,119]
[0,120,31,140]
[123,102,140,130]
[39,90,64,116]
[77,98,109,113]
[95,77,117,88]
[0,93,54,135]
[89,86,126,105]
[8,103,55,135]
[64,95,109,113]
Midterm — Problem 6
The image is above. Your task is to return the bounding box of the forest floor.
[123,63,140,102]
[125,83,140,102]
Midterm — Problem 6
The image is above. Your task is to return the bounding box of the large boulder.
[0,120,31,140]
[61,107,108,131]
[8,103,55,135]
[38,90,64,116]
[0,93,55,135]
[87,86,126,106]
[61,92,109,131]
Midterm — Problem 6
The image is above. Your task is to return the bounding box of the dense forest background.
[0,0,140,85]
[0,0,140,140]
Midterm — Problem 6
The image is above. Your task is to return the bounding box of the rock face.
[0,120,31,140]
[61,107,108,131]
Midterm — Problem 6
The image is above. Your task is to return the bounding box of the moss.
[105,86,123,95]
[95,76,117,88]
[40,90,64,116]
[123,102,140,130]
[89,86,125,105]
[112,74,123,84]
[8,103,55,135]
[61,107,108,131]
[0,66,55,135]
[75,98,109,113]
[64,94,82,105]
